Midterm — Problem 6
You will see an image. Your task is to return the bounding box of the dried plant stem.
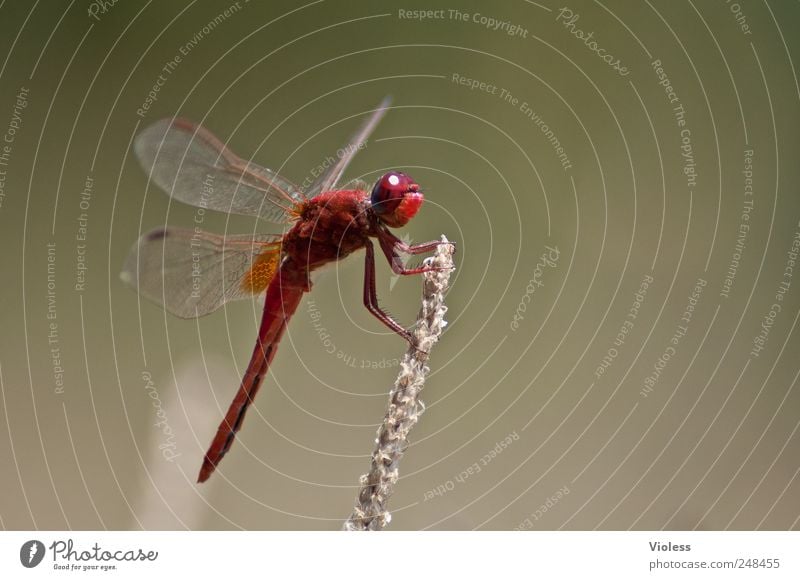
[344,237,455,531]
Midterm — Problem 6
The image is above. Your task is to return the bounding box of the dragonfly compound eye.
[371,171,424,227]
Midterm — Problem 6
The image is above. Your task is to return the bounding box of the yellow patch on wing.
[241,249,280,294]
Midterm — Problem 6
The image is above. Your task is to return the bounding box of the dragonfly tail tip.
[197,460,214,483]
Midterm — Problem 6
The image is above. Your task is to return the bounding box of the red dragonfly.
[122,98,445,483]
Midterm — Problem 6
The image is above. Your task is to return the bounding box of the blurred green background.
[1,0,799,530]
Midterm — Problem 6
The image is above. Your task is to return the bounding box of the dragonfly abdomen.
[197,263,305,483]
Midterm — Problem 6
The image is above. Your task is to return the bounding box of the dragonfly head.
[370,171,424,228]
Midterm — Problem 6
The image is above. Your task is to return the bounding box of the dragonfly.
[121,98,447,483]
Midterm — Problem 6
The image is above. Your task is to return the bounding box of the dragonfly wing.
[135,118,304,223]
[305,96,392,197]
[120,227,282,318]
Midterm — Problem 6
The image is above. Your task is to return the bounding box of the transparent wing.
[135,118,304,223]
[305,96,392,197]
[120,227,282,318]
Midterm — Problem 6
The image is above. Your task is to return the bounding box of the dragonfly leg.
[364,239,414,343]
[379,226,443,255]
[377,230,448,276]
